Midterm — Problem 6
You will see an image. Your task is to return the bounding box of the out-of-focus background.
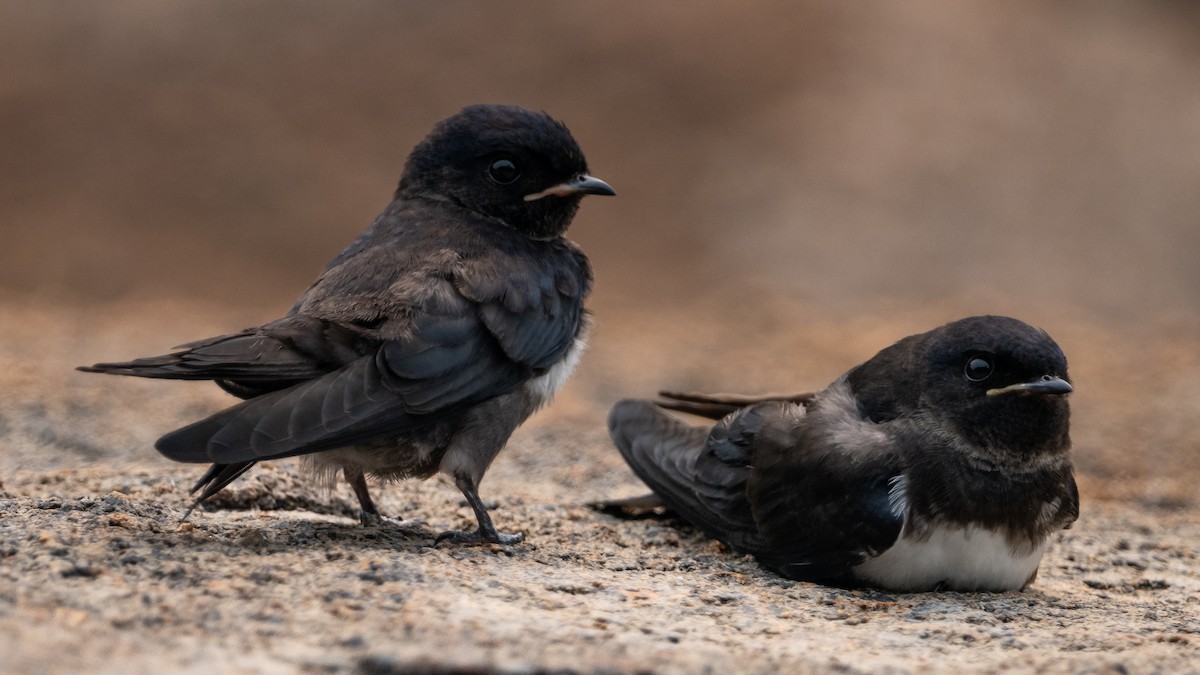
[3,1,1199,493]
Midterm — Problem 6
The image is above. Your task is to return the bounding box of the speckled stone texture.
[1,299,1197,674]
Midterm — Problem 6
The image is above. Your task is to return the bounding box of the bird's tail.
[76,325,330,392]
[179,462,258,521]
[606,399,761,551]
[77,352,214,380]
[656,390,816,420]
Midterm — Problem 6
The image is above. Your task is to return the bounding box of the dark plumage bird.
[80,104,614,544]
[602,316,1077,591]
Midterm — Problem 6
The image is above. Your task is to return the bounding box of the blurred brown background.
[2,1,1198,499]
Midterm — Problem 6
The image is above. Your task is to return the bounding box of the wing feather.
[606,400,764,552]
[155,246,589,466]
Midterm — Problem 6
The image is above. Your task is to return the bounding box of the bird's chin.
[518,200,581,240]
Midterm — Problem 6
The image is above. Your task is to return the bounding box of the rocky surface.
[2,299,1198,674]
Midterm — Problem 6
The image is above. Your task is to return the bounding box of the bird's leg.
[344,467,384,526]
[344,467,428,534]
[435,473,524,546]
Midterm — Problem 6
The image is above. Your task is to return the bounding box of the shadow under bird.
[80,104,614,544]
[601,315,1077,591]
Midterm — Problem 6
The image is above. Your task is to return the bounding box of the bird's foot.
[437,473,525,546]
[434,528,524,547]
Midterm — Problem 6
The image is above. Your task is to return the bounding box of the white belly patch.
[852,525,1047,592]
[527,326,589,408]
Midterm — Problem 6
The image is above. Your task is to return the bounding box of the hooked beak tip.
[987,375,1073,397]
[524,174,615,202]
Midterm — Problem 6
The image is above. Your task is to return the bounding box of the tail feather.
[607,400,761,551]
[154,353,441,465]
[179,461,258,521]
[78,354,224,380]
[77,318,359,386]
[656,390,815,420]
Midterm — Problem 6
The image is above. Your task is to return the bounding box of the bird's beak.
[986,375,1073,397]
[524,174,616,202]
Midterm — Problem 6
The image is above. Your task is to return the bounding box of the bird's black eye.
[488,158,520,185]
[964,357,994,382]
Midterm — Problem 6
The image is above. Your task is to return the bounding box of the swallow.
[601,315,1077,591]
[80,104,615,544]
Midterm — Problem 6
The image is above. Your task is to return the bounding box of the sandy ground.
[4,2,1200,672]
[1,297,1198,674]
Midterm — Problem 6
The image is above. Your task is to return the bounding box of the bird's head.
[396,104,614,239]
[850,315,1072,460]
[920,315,1072,458]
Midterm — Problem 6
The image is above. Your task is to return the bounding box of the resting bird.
[80,104,615,544]
[602,316,1077,591]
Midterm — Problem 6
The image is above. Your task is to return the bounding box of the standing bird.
[602,316,1077,591]
[80,104,614,544]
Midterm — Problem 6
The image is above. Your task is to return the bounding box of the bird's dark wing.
[606,399,793,552]
[78,316,371,397]
[610,392,903,581]
[745,394,904,583]
[656,390,817,420]
[452,239,589,370]
[156,255,588,464]
[1060,473,1080,529]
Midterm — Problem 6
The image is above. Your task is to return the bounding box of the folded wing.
[152,257,588,465]
[610,388,907,585]
[607,399,783,552]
